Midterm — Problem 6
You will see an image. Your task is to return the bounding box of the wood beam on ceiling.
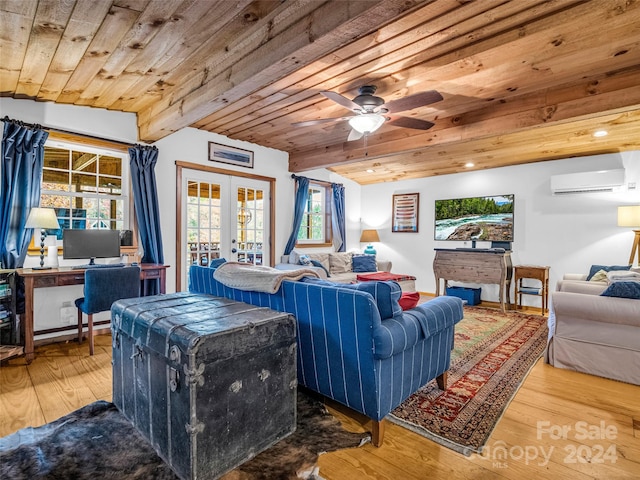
[328,109,640,185]
[288,67,640,172]
[137,0,433,142]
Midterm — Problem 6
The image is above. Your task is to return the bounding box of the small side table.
[514,265,550,315]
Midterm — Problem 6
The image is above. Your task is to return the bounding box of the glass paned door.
[186,180,222,268]
[235,184,266,265]
[181,170,270,287]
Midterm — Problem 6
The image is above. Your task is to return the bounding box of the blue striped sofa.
[189,265,464,445]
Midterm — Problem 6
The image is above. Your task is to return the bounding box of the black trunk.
[111,292,297,480]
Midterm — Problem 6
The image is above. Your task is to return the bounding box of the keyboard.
[72,263,125,270]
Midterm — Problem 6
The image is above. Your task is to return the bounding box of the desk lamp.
[25,207,60,269]
[618,205,640,265]
[360,229,380,255]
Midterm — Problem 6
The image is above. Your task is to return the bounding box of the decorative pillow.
[329,252,353,274]
[208,257,227,269]
[298,254,312,266]
[589,269,608,282]
[352,254,377,273]
[310,259,330,277]
[398,291,420,311]
[586,264,631,281]
[600,281,640,299]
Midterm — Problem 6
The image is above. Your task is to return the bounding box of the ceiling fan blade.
[321,91,361,111]
[292,116,352,127]
[382,90,443,113]
[347,129,364,141]
[387,116,435,130]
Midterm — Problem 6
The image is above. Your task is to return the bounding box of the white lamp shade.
[25,207,60,229]
[618,205,640,228]
[348,114,386,134]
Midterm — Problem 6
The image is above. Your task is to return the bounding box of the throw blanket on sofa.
[213,262,320,293]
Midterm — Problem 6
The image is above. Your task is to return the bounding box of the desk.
[16,264,168,363]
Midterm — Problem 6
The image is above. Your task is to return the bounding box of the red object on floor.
[356,272,417,282]
[399,291,420,310]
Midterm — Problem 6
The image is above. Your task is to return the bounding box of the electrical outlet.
[628,182,636,190]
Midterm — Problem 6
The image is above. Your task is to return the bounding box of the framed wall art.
[392,193,419,232]
[208,142,254,168]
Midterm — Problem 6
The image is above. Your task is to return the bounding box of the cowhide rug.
[0,391,369,480]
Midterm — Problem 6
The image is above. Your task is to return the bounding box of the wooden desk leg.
[159,268,166,294]
[23,277,35,364]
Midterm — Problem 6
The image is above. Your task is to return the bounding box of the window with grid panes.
[297,182,332,245]
[39,141,130,244]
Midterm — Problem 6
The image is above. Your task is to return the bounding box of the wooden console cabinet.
[433,248,513,312]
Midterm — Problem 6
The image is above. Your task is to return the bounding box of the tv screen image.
[434,194,514,242]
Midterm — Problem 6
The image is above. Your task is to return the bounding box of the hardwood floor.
[1,335,639,479]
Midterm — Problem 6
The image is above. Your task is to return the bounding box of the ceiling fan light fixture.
[349,114,385,134]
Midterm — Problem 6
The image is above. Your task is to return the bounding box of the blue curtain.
[0,120,49,269]
[331,183,346,252]
[129,144,164,295]
[284,176,310,255]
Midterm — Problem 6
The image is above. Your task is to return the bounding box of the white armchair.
[545,273,640,385]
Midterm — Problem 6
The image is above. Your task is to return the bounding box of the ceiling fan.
[293,85,443,141]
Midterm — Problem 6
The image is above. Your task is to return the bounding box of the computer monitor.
[62,229,121,265]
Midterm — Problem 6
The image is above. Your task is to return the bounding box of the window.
[297,182,332,246]
[38,141,130,243]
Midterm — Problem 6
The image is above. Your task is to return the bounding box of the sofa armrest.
[376,260,392,272]
[556,280,608,295]
[552,291,640,328]
[563,273,588,281]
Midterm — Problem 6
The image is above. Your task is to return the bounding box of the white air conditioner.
[550,169,625,195]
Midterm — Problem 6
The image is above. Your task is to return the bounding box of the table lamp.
[25,207,60,269]
[360,229,380,255]
[618,205,640,265]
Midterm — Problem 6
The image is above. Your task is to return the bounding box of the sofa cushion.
[352,254,377,273]
[587,264,631,281]
[301,277,402,319]
[329,252,353,274]
[208,257,227,269]
[600,281,640,299]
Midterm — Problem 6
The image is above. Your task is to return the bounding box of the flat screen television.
[62,229,121,264]
[434,194,514,242]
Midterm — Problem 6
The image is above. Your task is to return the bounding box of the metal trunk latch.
[170,367,180,392]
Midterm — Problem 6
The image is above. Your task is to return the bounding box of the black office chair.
[75,266,141,355]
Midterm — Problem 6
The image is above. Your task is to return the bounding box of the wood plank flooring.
[1,334,639,479]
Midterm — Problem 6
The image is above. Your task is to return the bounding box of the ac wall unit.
[550,169,625,195]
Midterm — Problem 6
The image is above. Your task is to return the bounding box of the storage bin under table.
[111,292,297,480]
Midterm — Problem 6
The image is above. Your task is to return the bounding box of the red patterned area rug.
[390,306,548,456]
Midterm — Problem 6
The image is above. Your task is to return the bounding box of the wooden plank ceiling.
[2,0,639,185]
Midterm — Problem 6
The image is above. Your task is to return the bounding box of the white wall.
[360,151,640,304]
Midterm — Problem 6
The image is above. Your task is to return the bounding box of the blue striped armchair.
[189,265,463,445]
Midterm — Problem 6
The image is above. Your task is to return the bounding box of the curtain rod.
[291,173,343,187]
[2,116,137,148]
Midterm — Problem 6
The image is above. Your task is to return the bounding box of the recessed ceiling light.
[366,169,375,173]
[593,129,608,137]
[465,162,475,168]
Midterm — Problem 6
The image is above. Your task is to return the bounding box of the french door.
[180,168,270,288]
